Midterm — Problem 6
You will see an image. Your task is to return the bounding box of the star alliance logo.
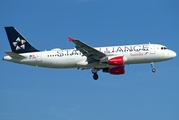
[13,37,26,50]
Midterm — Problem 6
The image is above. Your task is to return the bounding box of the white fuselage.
[3,43,176,69]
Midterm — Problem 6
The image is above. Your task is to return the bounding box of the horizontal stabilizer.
[5,51,26,59]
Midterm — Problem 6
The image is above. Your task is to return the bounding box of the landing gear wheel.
[93,73,99,80]
[152,68,156,73]
[151,62,156,73]
[91,68,98,74]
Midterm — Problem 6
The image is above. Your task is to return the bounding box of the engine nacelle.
[102,66,125,75]
[109,66,125,75]
[108,56,124,66]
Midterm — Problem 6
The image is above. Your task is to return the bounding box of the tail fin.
[5,27,39,53]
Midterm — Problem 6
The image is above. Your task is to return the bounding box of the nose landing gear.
[92,68,99,80]
[93,73,99,80]
[151,62,156,73]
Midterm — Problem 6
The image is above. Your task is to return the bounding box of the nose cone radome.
[170,51,177,58]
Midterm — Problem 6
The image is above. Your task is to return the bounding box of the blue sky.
[0,0,179,120]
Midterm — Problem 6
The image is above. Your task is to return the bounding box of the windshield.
[161,47,168,50]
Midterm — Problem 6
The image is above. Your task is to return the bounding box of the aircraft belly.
[40,55,85,68]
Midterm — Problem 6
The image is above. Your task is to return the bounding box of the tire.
[93,73,99,80]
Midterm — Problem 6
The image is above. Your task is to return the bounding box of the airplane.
[3,27,177,80]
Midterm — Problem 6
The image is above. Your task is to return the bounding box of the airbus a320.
[3,27,177,80]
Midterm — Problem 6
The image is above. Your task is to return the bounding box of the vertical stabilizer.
[5,27,38,53]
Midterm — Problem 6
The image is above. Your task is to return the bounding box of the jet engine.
[108,56,124,65]
[100,56,125,66]
[102,66,125,75]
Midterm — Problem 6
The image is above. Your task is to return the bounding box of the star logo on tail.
[13,37,26,50]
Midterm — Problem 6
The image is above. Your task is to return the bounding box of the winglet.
[68,37,74,42]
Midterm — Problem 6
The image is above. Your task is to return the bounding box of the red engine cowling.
[108,56,123,65]
[109,66,125,75]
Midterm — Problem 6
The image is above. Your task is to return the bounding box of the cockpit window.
[161,47,168,50]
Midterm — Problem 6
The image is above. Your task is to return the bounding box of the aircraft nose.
[170,51,177,58]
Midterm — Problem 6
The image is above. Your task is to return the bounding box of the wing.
[68,37,106,62]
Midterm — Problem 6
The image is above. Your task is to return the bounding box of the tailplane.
[5,27,39,53]
[5,51,26,59]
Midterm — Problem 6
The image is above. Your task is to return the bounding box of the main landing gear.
[151,62,156,73]
[92,68,99,80]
